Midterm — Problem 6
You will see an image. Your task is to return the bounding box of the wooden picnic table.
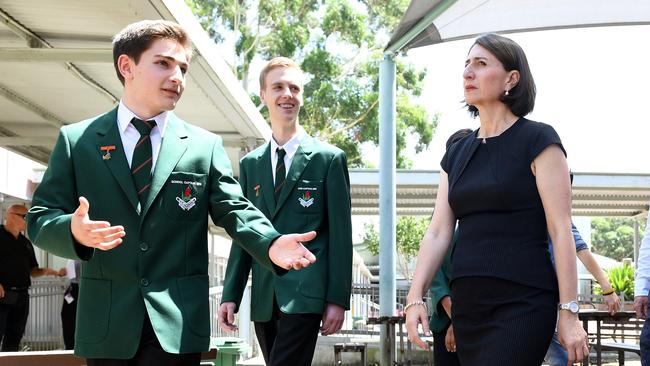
[367,315,413,365]
[578,309,640,366]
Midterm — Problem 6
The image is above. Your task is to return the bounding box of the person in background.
[633,202,650,365]
[0,204,63,351]
[60,259,81,350]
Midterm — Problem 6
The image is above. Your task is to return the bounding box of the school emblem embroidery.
[298,190,314,208]
[176,185,197,211]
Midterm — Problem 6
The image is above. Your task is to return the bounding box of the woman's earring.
[504,89,509,96]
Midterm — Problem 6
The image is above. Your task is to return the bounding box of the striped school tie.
[274,148,286,202]
[130,118,156,205]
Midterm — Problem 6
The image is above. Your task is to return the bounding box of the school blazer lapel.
[272,137,314,220]
[141,114,188,217]
[257,143,276,215]
[94,108,139,212]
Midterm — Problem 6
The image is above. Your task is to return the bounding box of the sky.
[394,25,650,173]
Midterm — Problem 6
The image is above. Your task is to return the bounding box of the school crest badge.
[176,185,197,211]
[298,190,314,208]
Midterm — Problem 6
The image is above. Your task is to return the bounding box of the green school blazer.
[429,231,458,333]
[27,108,282,359]
[221,136,353,321]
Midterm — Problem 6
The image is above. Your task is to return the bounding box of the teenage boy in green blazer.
[26,21,317,366]
[218,57,353,366]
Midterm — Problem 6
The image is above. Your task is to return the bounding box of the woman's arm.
[533,145,589,364]
[406,171,456,349]
[576,249,621,314]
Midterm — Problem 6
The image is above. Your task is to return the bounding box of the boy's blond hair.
[259,57,303,90]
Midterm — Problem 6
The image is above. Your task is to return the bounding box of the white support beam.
[0,48,112,63]
[0,137,54,147]
[0,8,117,103]
[0,82,65,127]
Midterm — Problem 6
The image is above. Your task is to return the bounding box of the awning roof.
[0,0,269,171]
[350,170,650,217]
[386,0,650,53]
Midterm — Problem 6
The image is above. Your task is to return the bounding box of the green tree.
[364,216,429,280]
[591,217,647,261]
[185,0,436,168]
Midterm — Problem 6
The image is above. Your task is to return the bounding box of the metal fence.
[21,278,67,351]
[336,283,412,336]
[20,280,410,356]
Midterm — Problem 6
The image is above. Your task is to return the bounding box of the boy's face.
[260,67,304,126]
[120,38,189,117]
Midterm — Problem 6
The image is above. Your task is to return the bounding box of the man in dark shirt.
[0,204,61,351]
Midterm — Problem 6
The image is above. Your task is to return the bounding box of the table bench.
[590,341,641,366]
[579,310,642,366]
[334,342,367,365]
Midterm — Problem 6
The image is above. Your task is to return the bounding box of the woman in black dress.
[405,33,589,365]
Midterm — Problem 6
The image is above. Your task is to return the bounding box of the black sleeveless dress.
[440,118,566,366]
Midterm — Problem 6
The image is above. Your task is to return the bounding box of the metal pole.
[379,53,397,366]
[635,218,640,268]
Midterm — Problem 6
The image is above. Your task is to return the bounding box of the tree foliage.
[591,217,647,261]
[364,216,429,280]
[185,0,436,168]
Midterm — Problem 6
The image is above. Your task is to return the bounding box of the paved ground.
[238,356,642,365]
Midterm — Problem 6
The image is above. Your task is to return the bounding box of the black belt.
[8,286,29,291]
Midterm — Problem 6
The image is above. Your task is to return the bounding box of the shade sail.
[387,0,650,52]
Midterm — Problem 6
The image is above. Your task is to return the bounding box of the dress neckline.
[476,117,524,144]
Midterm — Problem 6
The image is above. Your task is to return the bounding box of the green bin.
[210,337,251,366]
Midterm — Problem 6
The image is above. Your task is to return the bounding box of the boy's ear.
[259,89,266,105]
[117,54,135,82]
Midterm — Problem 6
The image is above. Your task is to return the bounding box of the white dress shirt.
[116,100,168,171]
[270,127,306,184]
[634,205,650,297]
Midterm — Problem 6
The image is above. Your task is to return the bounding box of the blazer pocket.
[162,172,207,221]
[293,179,323,214]
[297,264,326,300]
[177,274,210,337]
[76,278,111,343]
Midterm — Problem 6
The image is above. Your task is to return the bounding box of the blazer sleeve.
[325,151,353,309]
[27,128,94,261]
[221,160,254,312]
[207,137,281,274]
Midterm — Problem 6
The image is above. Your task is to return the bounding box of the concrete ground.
[236,339,642,366]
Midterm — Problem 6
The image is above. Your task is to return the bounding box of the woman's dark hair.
[466,33,536,118]
[445,128,473,151]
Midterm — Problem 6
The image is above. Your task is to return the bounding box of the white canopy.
[386,0,650,52]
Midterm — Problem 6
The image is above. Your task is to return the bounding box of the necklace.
[477,117,518,144]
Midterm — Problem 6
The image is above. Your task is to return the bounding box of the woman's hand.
[405,297,430,349]
[445,324,456,352]
[557,312,589,365]
[603,292,621,315]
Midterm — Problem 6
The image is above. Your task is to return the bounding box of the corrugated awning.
[0,0,270,174]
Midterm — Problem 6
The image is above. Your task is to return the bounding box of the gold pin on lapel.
[254,184,261,197]
[100,145,116,160]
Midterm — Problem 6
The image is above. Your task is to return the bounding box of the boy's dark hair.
[446,128,473,151]
[466,33,536,118]
[112,20,193,85]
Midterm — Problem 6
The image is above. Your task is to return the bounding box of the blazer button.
[139,242,149,252]
[140,278,150,287]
